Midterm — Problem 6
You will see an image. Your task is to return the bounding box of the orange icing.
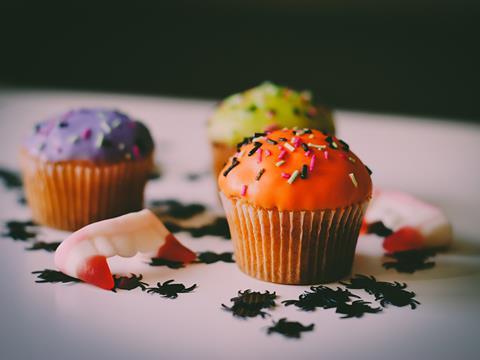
[218,129,372,211]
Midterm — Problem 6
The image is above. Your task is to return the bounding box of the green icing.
[207,82,335,146]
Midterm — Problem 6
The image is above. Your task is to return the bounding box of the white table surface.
[0,88,479,360]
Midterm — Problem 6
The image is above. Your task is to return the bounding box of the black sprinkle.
[254,132,266,137]
[197,251,235,264]
[255,168,266,181]
[279,137,288,142]
[383,250,436,273]
[339,139,350,151]
[266,138,278,145]
[58,121,69,128]
[293,107,301,116]
[146,280,197,299]
[26,241,61,252]
[325,135,333,144]
[303,128,312,134]
[223,157,240,176]
[365,165,373,175]
[267,318,314,338]
[32,269,81,284]
[300,164,308,179]
[248,142,263,156]
[301,143,309,152]
[149,257,185,269]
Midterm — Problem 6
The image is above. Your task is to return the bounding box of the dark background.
[1,1,479,121]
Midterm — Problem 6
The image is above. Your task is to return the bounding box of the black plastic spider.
[283,286,359,311]
[26,241,61,252]
[32,269,81,284]
[222,290,277,318]
[383,249,436,273]
[341,275,420,309]
[149,199,206,219]
[335,300,382,319]
[0,167,22,189]
[112,274,149,292]
[146,280,197,299]
[267,318,314,339]
[197,251,234,264]
[3,220,38,241]
[165,217,231,239]
[148,257,185,269]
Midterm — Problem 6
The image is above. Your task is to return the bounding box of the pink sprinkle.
[241,185,248,196]
[309,154,316,172]
[304,150,312,157]
[264,149,271,157]
[278,149,287,160]
[291,136,299,144]
[257,148,263,163]
[293,141,300,148]
[82,128,92,140]
[324,151,329,160]
[132,145,140,158]
[281,172,290,179]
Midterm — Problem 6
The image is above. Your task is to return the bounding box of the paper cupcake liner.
[220,193,368,284]
[20,151,153,231]
[211,142,236,180]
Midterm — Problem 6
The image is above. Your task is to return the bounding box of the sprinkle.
[281,172,290,179]
[254,132,267,137]
[58,121,68,128]
[365,165,373,175]
[257,148,263,163]
[339,139,350,151]
[324,151,329,160]
[306,106,318,117]
[241,185,248,196]
[293,126,299,131]
[301,143,309,152]
[349,173,358,188]
[111,119,122,128]
[278,150,287,160]
[100,121,111,134]
[95,133,104,148]
[67,135,79,144]
[307,143,326,150]
[291,137,299,144]
[264,149,271,157]
[256,168,266,181]
[82,128,92,140]
[308,134,315,139]
[132,145,140,158]
[118,143,125,150]
[330,142,338,149]
[301,164,308,179]
[304,150,312,157]
[279,137,287,142]
[275,160,286,167]
[237,149,245,158]
[266,138,277,145]
[223,158,240,176]
[34,123,42,133]
[303,128,313,134]
[300,90,312,102]
[248,142,262,156]
[325,135,333,144]
[287,170,299,184]
[309,154,316,172]
[284,143,295,152]
[348,156,356,163]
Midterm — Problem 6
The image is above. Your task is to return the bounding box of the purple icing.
[25,108,154,163]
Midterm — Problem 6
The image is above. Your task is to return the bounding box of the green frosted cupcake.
[207,82,335,178]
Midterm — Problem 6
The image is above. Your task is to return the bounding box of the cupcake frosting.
[24,108,154,163]
[207,82,335,146]
[218,128,372,211]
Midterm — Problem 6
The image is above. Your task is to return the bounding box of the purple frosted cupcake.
[21,108,154,231]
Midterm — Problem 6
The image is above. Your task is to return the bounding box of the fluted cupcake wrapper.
[20,151,153,231]
[220,193,368,284]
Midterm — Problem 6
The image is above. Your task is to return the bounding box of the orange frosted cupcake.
[21,108,154,231]
[218,128,372,284]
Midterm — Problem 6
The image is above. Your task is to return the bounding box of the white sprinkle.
[287,170,300,184]
[67,135,79,144]
[111,119,121,128]
[252,136,266,142]
[307,143,326,150]
[275,160,286,167]
[349,173,358,188]
[331,142,338,149]
[284,143,295,152]
[348,156,356,163]
[100,121,111,134]
[118,143,125,150]
[308,134,315,139]
[95,134,104,148]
